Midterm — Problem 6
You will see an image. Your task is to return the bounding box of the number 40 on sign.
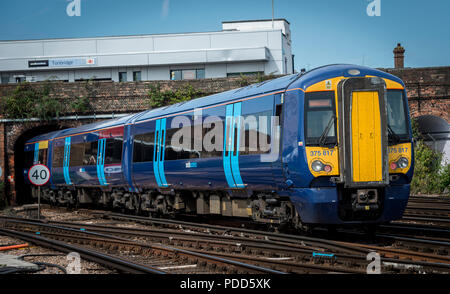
[28,164,51,186]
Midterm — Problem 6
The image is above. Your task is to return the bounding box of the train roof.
[25,113,139,144]
[134,73,300,123]
[26,64,404,144]
[26,130,63,144]
[292,64,405,90]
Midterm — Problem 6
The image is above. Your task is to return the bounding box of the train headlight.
[347,69,361,76]
[311,160,324,172]
[397,157,409,169]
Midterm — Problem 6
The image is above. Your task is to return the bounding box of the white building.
[0,19,293,84]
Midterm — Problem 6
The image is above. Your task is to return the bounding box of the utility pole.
[272,0,274,30]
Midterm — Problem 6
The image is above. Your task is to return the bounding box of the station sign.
[27,58,97,68]
[28,60,49,68]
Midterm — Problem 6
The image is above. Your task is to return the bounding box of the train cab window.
[386,90,409,143]
[52,146,65,168]
[133,133,155,163]
[105,137,123,164]
[24,150,35,169]
[38,149,48,165]
[305,91,337,146]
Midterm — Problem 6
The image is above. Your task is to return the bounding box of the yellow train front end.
[294,65,413,225]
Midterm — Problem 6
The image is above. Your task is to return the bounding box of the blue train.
[24,64,414,229]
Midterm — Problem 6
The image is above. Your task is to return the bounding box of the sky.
[0,0,449,71]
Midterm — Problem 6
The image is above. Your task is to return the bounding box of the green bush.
[410,119,449,195]
[438,163,450,193]
[1,83,38,119]
[147,84,200,108]
[70,95,92,113]
[1,81,61,121]
[237,73,251,87]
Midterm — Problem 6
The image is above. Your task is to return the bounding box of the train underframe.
[31,183,407,230]
[32,186,302,227]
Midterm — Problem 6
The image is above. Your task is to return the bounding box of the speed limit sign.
[28,164,51,186]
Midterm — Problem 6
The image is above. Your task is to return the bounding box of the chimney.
[393,43,405,69]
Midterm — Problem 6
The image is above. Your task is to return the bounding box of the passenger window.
[52,145,65,168]
[83,141,98,165]
[105,137,123,164]
[133,133,155,163]
[69,142,85,166]
[239,95,274,155]
[165,123,200,161]
[201,105,225,158]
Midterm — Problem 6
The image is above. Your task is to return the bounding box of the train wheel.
[132,194,141,216]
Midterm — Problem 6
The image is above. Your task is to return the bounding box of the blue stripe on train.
[97,138,107,186]
[153,120,163,187]
[63,137,72,185]
[33,143,39,164]
[159,118,168,187]
[231,102,244,188]
[223,104,236,188]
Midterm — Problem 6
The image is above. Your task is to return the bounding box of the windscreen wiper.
[387,124,400,144]
[318,115,335,147]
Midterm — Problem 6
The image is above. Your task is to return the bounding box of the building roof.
[222,19,290,25]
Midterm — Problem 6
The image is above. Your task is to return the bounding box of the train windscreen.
[305,91,337,146]
[386,90,409,143]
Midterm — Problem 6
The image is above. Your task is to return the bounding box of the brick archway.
[3,119,97,205]
[415,115,450,164]
[409,99,450,124]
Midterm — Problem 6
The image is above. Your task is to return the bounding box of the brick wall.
[381,66,450,122]
[0,76,259,115]
[0,67,447,121]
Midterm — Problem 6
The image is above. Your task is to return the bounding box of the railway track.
[0,216,364,273]
[2,213,449,274]
[400,196,450,226]
[2,195,449,274]
[0,217,285,274]
[0,228,165,274]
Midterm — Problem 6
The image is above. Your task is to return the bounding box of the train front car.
[285,64,414,228]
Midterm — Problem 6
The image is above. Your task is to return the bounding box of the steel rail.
[94,212,369,255]
[8,216,450,272]
[0,228,166,274]
[0,217,286,274]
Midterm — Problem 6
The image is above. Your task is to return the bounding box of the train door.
[130,120,159,190]
[153,118,169,187]
[337,77,389,187]
[98,127,125,187]
[223,102,244,188]
[227,94,278,190]
[351,91,382,182]
[63,137,73,185]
